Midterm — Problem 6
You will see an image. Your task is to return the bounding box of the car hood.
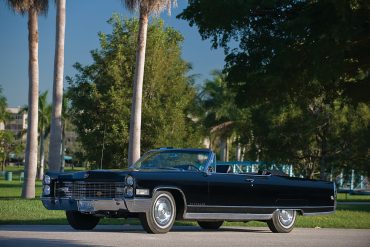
[56,170,131,181]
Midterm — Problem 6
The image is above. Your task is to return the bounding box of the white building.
[2,107,28,137]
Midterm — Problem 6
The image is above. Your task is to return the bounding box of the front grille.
[55,181,125,199]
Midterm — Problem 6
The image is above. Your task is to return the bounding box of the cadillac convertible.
[41,148,336,234]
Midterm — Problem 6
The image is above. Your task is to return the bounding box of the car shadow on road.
[0,236,98,247]
[93,226,271,234]
[0,225,271,234]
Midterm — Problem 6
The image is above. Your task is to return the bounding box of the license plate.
[77,200,94,212]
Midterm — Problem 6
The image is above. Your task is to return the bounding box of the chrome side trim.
[184,212,273,221]
[302,211,335,216]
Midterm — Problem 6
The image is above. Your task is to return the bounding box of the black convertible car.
[41,148,336,234]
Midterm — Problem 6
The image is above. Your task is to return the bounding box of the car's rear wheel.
[267,209,296,233]
[197,221,224,230]
[139,191,176,234]
[66,211,100,230]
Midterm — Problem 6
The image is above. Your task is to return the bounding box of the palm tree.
[37,91,51,179]
[6,0,48,199]
[123,0,177,165]
[48,0,66,172]
[18,92,51,180]
[200,70,239,161]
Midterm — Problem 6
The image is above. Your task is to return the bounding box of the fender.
[153,186,188,218]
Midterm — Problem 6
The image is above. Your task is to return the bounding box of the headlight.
[43,175,51,185]
[125,186,134,197]
[125,175,134,186]
[43,185,51,195]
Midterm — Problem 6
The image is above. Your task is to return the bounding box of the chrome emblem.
[96,191,103,197]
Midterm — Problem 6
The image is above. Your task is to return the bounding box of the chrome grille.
[55,181,125,199]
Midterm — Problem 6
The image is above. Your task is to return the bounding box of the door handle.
[245,179,254,183]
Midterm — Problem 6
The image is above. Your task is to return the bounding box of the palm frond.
[123,0,177,15]
[6,0,48,15]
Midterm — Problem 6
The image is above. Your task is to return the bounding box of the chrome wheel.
[267,209,297,233]
[153,196,173,228]
[140,191,176,233]
[277,210,295,228]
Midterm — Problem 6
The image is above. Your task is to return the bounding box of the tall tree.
[199,71,239,161]
[179,0,370,105]
[180,0,370,179]
[67,17,201,168]
[6,0,48,198]
[38,91,51,179]
[123,0,177,165]
[48,0,66,172]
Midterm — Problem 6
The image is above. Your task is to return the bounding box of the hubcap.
[278,210,295,228]
[153,196,173,228]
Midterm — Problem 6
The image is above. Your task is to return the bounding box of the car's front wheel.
[66,211,100,230]
[198,221,224,230]
[267,209,296,233]
[139,191,176,234]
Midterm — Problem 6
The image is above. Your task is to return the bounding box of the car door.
[207,172,277,213]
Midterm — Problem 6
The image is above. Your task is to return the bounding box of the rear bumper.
[41,197,152,213]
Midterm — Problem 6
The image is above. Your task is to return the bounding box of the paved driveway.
[0,225,369,247]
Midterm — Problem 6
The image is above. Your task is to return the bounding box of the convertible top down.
[42,148,336,233]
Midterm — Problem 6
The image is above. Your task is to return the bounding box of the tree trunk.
[60,123,65,172]
[37,129,45,180]
[220,137,228,162]
[128,9,148,165]
[236,142,241,161]
[22,8,39,199]
[241,147,246,161]
[48,0,66,171]
[319,156,327,180]
[2,155,6,171]
[319,131,329,181]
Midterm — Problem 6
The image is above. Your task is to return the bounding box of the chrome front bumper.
[41,197,152,213]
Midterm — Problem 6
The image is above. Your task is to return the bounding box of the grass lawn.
[0,166,369,228]
[336,193,370,202]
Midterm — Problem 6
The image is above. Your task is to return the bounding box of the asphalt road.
[0,225,369,247]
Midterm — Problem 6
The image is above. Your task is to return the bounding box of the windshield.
[132,150,211,172]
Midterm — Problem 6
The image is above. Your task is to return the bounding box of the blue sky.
[0,0,225,107]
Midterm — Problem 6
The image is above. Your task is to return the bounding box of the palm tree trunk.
[128,9,148,165]
[22,8,39,199]
[236,142,241,161]
[37,129,45,180]
[49,0,66,172]
[220,137,228,162]
[60,123,65,172]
